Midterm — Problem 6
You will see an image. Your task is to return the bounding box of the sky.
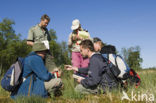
[0,0,156,68]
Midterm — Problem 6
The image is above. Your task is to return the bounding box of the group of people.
[11,14,118,98]
[66,34,117,94]
[66,17,120,94]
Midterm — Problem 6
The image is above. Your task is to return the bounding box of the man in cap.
[68,19,91,68]
[26,14,57,72]
[11,42,62,98]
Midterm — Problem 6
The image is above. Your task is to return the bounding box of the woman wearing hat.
[68,19,91,68]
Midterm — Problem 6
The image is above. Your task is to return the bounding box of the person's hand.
[54,68,62,78]
[71,35,78,41]
[72,66,78,71]
[64,65,73,71]
[64,65,78,71]
[77,36,83,40]
[77,77,83,83]
[51,68,62,78]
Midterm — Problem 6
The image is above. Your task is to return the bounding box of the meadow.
[0,69,156,103]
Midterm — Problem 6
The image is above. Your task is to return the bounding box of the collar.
[90,52,96,58]
[37,24,46,31]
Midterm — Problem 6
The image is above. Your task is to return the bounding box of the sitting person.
[65,40,118,94]
[11,42,62,98]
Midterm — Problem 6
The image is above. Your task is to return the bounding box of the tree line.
[0,18,143,75]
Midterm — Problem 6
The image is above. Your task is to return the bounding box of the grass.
[0,69,156,103]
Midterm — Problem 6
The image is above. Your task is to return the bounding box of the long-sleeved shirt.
[68,28,91,52]
[11,52,54,98]
[78,53,108,89]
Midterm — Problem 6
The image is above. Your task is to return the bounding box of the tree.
[0,18,19,50]
[48,29,71,66]
[0,18,31,75]
[121,46,143,70]
[49,29,57,41]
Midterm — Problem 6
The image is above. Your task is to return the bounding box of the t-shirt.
[27,24,51,42]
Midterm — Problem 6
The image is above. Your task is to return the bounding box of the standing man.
[27,14,51,46]
[27,14,57,72]
[68,19,91,68]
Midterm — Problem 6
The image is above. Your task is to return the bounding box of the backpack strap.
[22,73,33,96]
[28,75,32,96]
[23,73,33,82]
[114,55,123,69]
[114,55,118,68]
[107,53,109,61]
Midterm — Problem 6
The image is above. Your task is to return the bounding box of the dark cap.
[93,37,102,43]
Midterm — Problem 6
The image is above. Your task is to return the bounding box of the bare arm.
[27,27,34,46]
[27,41,34,46]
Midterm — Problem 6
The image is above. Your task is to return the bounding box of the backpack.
[127,68,141,88]
[100,61,120,93]
[101,45,141,88]
[101,45,130,80]
[1,57,24,92]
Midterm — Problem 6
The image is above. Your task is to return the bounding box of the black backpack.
[100,54,120,93]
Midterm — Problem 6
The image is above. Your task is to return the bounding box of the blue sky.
[0,0,156,68]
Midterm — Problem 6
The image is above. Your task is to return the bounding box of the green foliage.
[61,66,85,99]
[121,46,143,70]
[0,69,156,103]
[49,29,57,41]
[128,51,143,70]
[0,19,31,75]
[15,96,47,103]
[49,29,71,66]
[144,67,156,70]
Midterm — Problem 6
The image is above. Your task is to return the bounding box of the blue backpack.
[1,57,24,92]
[100,45,130,80]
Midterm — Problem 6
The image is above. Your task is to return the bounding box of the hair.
[80,39,94,52]
[41,14,50,22]
[93,37,102,43]
[93,37,105,48]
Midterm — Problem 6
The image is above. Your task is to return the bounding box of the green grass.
[0,69,156,103]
